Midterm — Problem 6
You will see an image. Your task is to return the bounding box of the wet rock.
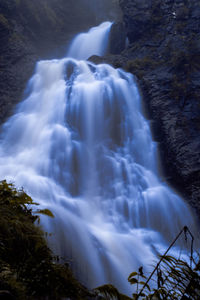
[116,0,200,216]
[109,22,126,54]
[88,55,105,65]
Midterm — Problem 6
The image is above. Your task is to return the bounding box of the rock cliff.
[117,0,200,216]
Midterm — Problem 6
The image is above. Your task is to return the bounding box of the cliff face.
[0,0,120,123]
[117,0,200,215]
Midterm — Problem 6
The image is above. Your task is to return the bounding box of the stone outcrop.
[115,0,200,216]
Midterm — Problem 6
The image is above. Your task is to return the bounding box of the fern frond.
[94,284,132,300]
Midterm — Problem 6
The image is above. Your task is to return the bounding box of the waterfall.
[67,21,112,60]
[0,22,197,294]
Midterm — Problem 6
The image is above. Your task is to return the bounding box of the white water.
[67,21,112,60]
[0,22,197,293]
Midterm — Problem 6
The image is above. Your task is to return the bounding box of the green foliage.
[36,208,55,218]
[94,284,132,300]
[150,255,200,299]
[2,180,199,299]
[0,180,90,299]
[95,255,200,300]
[95,225,200,300]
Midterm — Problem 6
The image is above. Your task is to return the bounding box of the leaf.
[94,284,131,300]
[128,278,138,285]
[36,209,54,218]
[140,293,146,297]
[128,272,138,279]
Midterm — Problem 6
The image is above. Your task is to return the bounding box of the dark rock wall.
[0,0,120,123]
[117,0,200,215]
[109,22,126,54]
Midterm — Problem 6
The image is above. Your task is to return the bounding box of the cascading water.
[67,21,112,60]
[0,22,197,293]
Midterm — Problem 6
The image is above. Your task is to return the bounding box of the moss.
[0,14,9,29]
[176,5,190,20]
[8,32,23,43]
[43,2,60,27]
[125,56,161,78]
[175,22,187,34]
[15,0,21,5]
[0,180,91,299]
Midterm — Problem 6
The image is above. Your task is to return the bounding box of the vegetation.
[1,180,199,299]
[95,255,200,299]
[95,227,200,300]
[0,14,9,30]
[0,180,91,299]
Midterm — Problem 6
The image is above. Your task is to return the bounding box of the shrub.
[0,180,90,299]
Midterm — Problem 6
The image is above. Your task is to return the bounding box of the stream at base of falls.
[0,21,198,294]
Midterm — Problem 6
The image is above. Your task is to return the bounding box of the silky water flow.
[0,22,197,293]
